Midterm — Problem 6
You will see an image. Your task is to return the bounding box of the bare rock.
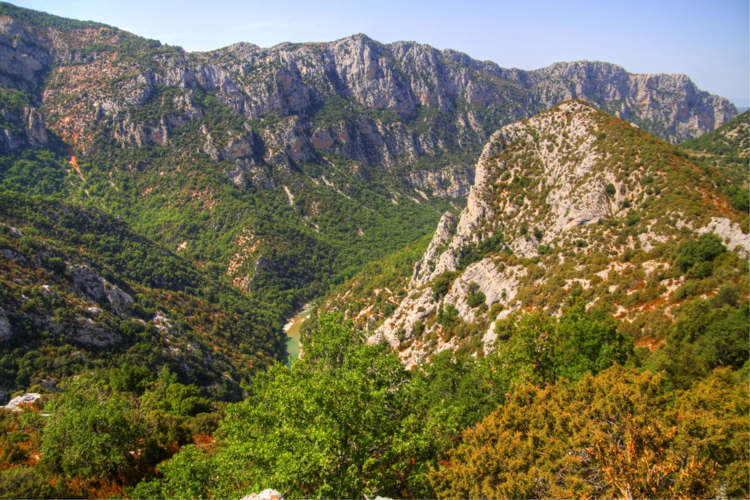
[699,217,750,257]
[70,265,133,314]
[240,489,284,500]
[0,306,11,341]
[4,393,40,411]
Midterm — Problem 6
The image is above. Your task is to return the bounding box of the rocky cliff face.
[362,101,748,366]
[0,11,736,182]
[501,61,735,142]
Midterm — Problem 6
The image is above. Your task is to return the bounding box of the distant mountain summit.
[0,4,736,163]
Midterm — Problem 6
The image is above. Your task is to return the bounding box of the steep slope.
[0,191,286,401]
[318,100,748,365]
[502,61,735,142]
[679,110,749,186]
[0,5,731,156]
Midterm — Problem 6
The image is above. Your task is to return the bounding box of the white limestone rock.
[70,265,133,315]
[240,489,284,500]
[4,393,40,411]
[699,217,750,257]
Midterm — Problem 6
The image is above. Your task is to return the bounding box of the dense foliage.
[0,191,285,395]
[679,110,749,211]
[0,367,222,499]
[679,111,749,182]
[0,2,110,31]
[430,366,748,499]
[0,303,722,499]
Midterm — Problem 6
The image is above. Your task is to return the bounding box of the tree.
[553,304,632,382]
[41,377,144,480]
[153,315,429,499]
[429,366,728,499]
[676,233,725,273]
[493,305,631,388]
[672,368,749,498]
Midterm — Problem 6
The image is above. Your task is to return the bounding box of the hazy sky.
[10,0,750,106]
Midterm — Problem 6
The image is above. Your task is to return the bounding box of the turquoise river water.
[284,308,311,363]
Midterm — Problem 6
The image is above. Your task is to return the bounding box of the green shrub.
[431,271,458,297]
[467,292,486,308]
[676,233,726,272]
[44,256,66,274]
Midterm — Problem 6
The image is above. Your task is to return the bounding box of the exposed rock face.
[0,14,736,185]
[68,317,121,347]
[404,166,475,197]
[411,135,500,286]
[501,61,736,142]
[0,306,11,341]
[3,392,41,411]
[240,489,284,500]
[0,105,49,153]
[70,265,133,314]
[411,211,457,283]
[698,218,750,257]
[366,100,748,364]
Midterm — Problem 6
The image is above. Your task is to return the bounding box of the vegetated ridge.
[679,110,749,210]
[320,100,748,367]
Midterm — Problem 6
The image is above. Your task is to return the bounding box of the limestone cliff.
[0,8,736,182]
[363,101,748,366]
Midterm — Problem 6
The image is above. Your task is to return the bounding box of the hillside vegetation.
[679,110,749,211]
[0,192,286,397]
[343,101,748,367]
[0,1,737,321]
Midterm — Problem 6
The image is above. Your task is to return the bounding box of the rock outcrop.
[364,100,748,365]
[0,11,736,182]
[0,306,11,341]
[3,392,41,411]
[240,489,284,500]
[70,265,133,315]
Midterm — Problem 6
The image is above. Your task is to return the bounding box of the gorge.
[0,2,746,499]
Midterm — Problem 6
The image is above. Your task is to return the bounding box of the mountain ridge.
[316,100,747,366]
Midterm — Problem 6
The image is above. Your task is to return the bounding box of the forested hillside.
[0,191,286,398]
[680,110,749,211]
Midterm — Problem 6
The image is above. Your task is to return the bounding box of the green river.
[284,308,312,363]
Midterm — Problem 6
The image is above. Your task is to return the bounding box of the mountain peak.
[364,100,747,364]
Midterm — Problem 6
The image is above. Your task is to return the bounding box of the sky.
[9,0,750,106]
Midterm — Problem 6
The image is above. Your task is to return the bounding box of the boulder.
[4,393,40,411]
[240,489,284,500]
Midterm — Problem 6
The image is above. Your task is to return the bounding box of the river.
[283,307,312,363]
